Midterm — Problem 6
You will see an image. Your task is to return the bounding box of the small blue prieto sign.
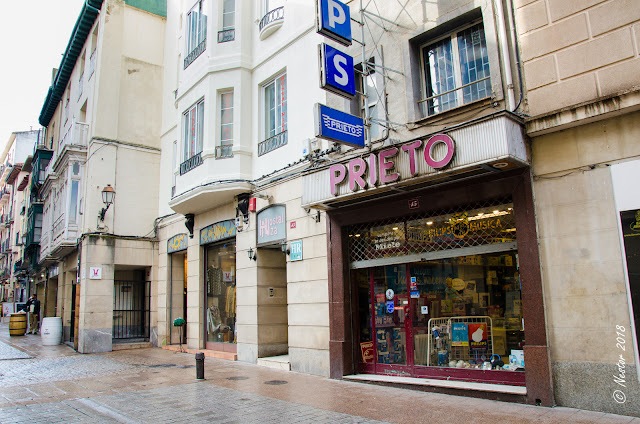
[290,240,303,261]
[317,0,352,46]
[315,103,365,148]
[320,43,355,99]
[386,300,395,314]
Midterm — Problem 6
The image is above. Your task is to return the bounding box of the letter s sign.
[317,0,352,46]
[320,43,355,98]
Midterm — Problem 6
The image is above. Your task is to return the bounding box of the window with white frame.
[258,73,287,156]
[218,91,233,158]
[182,99,204,162]
[222,0,234,30]
[420,21,491,116]
[185,0,208,67]
[264,74,286,139]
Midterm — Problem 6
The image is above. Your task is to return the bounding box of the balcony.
[0,188,9,206]
[258,131,287,156]
[215,145,233,159]
[218,29,235,43]
[78,72,84,99]
[179,152,203,175]
[184,38,206,69]
[89,49,96,79]
[259,6,284,40]
[169,146,252,215]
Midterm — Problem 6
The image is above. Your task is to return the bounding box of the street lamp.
[99,184,116,221]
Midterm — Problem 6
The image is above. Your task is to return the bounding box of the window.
[185,0,208,68]
[352,56,387,141]
[218,91,233,158]
[68,180,79,224]
[222,0,234,30]
[182,99,204,161]
[264,74,286,139]
[420,22,491,116]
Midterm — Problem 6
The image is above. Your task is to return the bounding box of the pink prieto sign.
[329,134,455,195]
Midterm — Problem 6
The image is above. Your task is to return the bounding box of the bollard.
[196,352,205,380]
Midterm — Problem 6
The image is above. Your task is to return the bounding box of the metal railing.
[184,38,206,69]
[258,130,287,156]
[215,145,233,158]
[113,280,150,340]
[89,50,96,79]
[259,6,284,32]
[78,72,84,99]
[179,152,203,175]
[218,29,235,43]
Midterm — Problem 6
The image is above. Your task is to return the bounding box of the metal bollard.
[195,352,205,380]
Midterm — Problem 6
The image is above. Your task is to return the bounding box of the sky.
[0,0,86,151]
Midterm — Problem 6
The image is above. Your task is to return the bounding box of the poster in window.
[451,322,469,346]
[467,323,488,351]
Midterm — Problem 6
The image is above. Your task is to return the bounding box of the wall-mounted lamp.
[281,241,290,255]
[305,208,321,223]
[185,214,195,238]
[98,184,116,221]
[247,247,257,261]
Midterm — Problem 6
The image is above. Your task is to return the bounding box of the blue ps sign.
[320,43,355,99]
[315,103,365,148]
[316,0,352,46]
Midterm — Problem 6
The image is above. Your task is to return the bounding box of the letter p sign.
[317,0,352,46]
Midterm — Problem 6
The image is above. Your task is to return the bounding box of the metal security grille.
[347,199,516,266]
[113,280,150,340]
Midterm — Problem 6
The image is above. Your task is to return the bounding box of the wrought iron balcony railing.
[179,152,203,175]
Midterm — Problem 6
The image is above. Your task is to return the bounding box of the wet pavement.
[1,323,638,423]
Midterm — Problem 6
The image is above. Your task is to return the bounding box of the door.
[367,265,414,376]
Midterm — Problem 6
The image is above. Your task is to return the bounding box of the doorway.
[169,252,187,345]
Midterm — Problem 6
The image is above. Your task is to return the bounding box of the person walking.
[25,294,41,334]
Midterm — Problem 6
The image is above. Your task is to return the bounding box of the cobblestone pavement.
[0,340,31,360]
[1,323,639,423]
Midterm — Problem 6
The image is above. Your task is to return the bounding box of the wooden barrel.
[9,313,27,336]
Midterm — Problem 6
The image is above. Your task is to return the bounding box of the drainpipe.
[494,0,515,111]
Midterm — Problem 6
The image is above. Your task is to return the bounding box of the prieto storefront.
[303,113,554,404]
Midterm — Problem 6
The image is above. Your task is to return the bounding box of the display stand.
[426,316,493,366]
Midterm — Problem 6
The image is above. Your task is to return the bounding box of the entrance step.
[161,345,237,361]
[257,355,291,371]
[112,341,152,351]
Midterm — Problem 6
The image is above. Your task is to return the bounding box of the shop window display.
[205,243,236,344]
[354,202,525,376]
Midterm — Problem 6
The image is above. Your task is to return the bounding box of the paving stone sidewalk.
[0,340,31,360]
[1,322,639,423]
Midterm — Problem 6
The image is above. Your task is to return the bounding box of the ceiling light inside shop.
[392,227,399,230]
[355,234,361,237]
[427,221,433,225]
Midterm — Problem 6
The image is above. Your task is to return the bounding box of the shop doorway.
[169,252,187,345]
[204,241,237,351]
[256,246,289,361]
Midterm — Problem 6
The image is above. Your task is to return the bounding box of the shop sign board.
[89,267,102,280]
[316,0,352,46]
[315,103,365,148]
[290,240,303,261]
[329,134,455,196]
[257,205,286,246]
[167,233,188,253]
[319,43,355,99]
[200,220,236,245]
